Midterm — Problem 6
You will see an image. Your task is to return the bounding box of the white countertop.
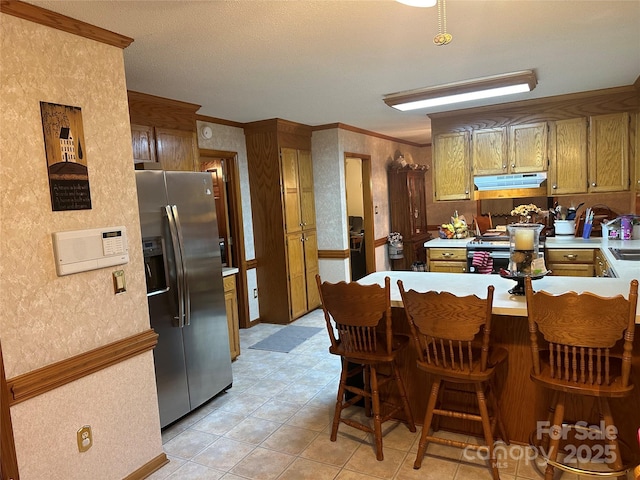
[425,236,640,281]
[222,267,239,277]
[359,271,639,322]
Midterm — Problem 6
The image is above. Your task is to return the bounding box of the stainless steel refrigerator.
[136,170,232,428]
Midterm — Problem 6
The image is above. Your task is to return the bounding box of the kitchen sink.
[609,248,640,261]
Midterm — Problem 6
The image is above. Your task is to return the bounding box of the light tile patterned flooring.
[148,309,634,480]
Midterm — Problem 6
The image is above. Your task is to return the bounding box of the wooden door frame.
[199,149,250,329]
[344,152,375,275]
[1,340,19,480]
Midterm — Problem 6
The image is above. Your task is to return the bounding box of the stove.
[465,236,545,274]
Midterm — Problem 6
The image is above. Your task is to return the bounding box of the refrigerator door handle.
[172,205,191,326]
[165,205,185,327]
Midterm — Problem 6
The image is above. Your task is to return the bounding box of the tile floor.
[148,309,635,480]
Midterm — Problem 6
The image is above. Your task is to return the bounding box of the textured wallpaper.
[312,127,431,279]
[0,13,162,478]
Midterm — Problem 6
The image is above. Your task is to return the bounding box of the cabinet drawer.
[429,261,467,273]
[546,249,595,263]
[548,263,594,277]
[223,274,236,292]
[428,248,467,261]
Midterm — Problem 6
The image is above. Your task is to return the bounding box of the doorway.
[345,153,374,280]
[199,149,249,328]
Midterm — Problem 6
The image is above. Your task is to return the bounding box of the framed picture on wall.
[40,102,92,211]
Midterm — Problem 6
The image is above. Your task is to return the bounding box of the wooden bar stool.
[525,277,639,480]
[315,275,416,460]
[398,282,508,480]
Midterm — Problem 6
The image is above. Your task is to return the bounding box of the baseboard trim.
[7,329,158,406]
[123,453,169,480]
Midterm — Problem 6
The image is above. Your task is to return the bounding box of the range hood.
[474,172,547,191]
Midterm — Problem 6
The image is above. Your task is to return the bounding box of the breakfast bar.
[358,270,640,458]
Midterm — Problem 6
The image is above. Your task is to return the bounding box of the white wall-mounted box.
[52,226,129,276]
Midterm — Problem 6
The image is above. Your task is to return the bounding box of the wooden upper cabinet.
[509,122,548,173]
[548,118,588,195]
[155,128,199,171]
[281,148,302,234]
[433,131,471,201]
[588,112,629,193]
[281,147,315,233]
[298,150,316,231]
[128,91,200,171]
[472,127,507,175]
[471,123,547,176]
[131,124,157,163]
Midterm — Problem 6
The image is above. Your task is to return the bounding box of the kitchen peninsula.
[359,248,640,457]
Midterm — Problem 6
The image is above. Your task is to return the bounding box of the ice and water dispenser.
[142,237,169,295]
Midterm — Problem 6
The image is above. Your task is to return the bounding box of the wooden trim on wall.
[312,122,430,148]
[196,115,245,129]
[245,258,258,270]
[122,453,169,480]
[318,249,350,259]
[374,236,388,248]
[0,0,134,48]
[1,340,19,480]
[6,329,158,406]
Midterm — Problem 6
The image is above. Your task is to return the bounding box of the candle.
[514,229,534,250]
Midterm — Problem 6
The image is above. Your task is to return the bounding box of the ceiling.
[25,0,640,145]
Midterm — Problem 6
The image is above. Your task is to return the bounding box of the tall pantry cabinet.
[244,119,320,324]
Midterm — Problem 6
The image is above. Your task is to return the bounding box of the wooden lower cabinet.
[546,248,595,277]
[427,247,467,273]
[223,274,240,361]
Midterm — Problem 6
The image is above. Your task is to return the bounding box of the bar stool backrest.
[398,283,495,374]
[316,275,392,356]
[525,277,638,387]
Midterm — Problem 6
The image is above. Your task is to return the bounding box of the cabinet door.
[281,148,302,234]
[548,118,588,195]
[131,124,156,164]
[298,150,316,231]
[223,275,240,361]
[156,128,198,171]
[509,122,548,173]
[303,230,320,310]
[286,232,307,319]
[588,112,629,193]
[433,132,471,201]
[407,171,427,235]
[472,127,507,175]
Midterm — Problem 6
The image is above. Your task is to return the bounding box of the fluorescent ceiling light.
[383,70,537,111]
[397,0,437,7]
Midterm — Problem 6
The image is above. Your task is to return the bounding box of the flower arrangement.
[511,204,542,223]
[387,232,403,245]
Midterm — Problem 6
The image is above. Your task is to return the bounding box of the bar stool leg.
[369,365,384,461]
[476,383,500,480]
[392,362,416,432]
[544,392,566,480]
[598,397,623,472]
[331,357,349,441]
[414,379,441,469]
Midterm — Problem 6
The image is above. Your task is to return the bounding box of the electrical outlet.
[113,270,126,294]
[77,425,92,452]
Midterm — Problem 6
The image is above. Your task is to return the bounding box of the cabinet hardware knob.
[564,254,578,260]
[502,164,507,169]
[591,182,597,187]
[465,190,469,194]
[552,184,557,189]
[511,164,516,168]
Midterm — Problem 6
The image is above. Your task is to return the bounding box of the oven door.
[466,248,510,274]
